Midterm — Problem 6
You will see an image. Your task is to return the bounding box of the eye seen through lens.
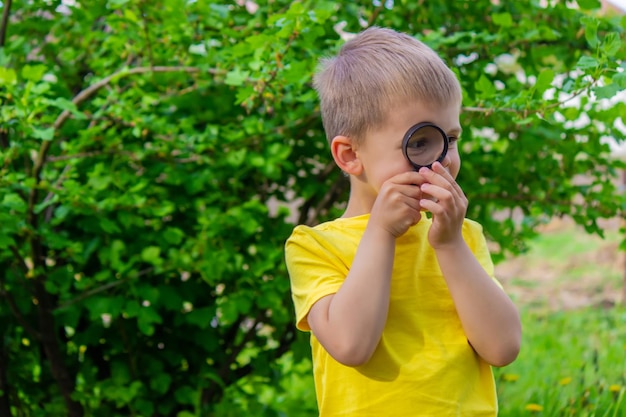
[402,122,448,170]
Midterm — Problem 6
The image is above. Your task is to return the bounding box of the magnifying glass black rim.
[401,122,449,171]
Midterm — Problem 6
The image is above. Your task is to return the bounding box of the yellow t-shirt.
[285,214,499,416]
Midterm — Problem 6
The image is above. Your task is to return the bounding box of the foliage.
[0,0,624,415]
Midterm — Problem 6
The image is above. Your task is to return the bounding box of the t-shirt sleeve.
[462,219,503,289]
[284,226,348,332]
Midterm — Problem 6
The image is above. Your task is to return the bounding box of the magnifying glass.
[402,122,449,171]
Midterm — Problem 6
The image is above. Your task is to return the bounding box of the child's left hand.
[417,162,468,249]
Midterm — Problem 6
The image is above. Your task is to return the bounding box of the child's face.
[356,100,462,193]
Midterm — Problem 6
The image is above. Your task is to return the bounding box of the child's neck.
[341,183,376,218]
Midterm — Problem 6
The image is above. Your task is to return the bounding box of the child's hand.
[417,162,468,248]
[369,171,426,238]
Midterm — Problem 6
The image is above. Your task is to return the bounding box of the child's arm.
[307,171,425,367]
[418,163,522,367]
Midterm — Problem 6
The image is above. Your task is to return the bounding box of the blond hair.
[314,27,462,145]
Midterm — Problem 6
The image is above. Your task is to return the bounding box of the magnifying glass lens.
[405,125,447,166]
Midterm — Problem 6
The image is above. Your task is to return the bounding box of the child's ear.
[330,135,362,175]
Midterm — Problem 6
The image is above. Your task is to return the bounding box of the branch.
[462,79,600,117]
[54,279,128,311]
[55,268,151,311]
[46,150,133,162]
[9,245,29,274]
[138,1,155,67]
[367,3,385,26]
[248,32,299,112]
[0,274,41,340]
[0,0,12,47]
[0,345,11,417]
[0,130,8,149]
[54,65,221,132]
[32,279,83,417]
[462,106,519,115]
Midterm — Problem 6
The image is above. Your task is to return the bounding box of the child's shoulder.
[287,214,370,245]
[293,214,370,233]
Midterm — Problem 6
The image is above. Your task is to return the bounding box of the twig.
[54,279,128,311]
[367,3,385,26]
[53,65,219,132]
[55,267,152,311]
[46,150,132,162]
[138,1,155,68]
[462,79,599,117]
[0,0,12,47]
[462,106,519,114]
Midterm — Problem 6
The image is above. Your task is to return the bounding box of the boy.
[285,27,521,416]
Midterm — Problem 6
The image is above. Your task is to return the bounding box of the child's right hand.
[369,171,426,238]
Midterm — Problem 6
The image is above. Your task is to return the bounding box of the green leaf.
[577,0,601,9]
[0,233,16,249]
[87,173,111,191]
[226,148,247,167]
[613,72,626,88]
[141,246,162,265]
[0,67,17,85]
[225,68,250,86]
[184,307,214,329]
[163,227,184,245]
[45,97,87,120]
[601,32,621,57]
[137,306,162,336]
[107,0,130,8]
[32,127,55,141]
[124,300,141,318]
[21,65,47,82]
[209,3,230,18]
[534,69,555,96]
[2,194,27,213]
[492,12,513,27]
[593,83,621,99]
[149,373,172,395]
[133,399,154,417]
[99,218,121,234]
[476,74,496,98]
[575,56,599,70]
[581,16,599,48]
[174,386,198,406]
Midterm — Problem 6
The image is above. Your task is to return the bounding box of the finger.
[380,181,422,201]
[419,197,442,215]
[388,170,428,186]
[431,162,464,195]
[378,184,422,212]
[419,183,452,206]
[419,164,462,198]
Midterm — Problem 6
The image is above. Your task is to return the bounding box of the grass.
[495,307,626,417]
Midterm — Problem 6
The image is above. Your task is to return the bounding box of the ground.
[494,217,625,311]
